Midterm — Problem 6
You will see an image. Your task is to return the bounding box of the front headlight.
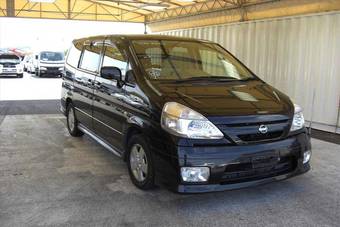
[161,102,224,139]
[58,67,64,71]
[40,67,47,70]
[290,104,305,131]
[16,64,23,72]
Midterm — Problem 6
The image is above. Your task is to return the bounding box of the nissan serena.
[61,35,311,193]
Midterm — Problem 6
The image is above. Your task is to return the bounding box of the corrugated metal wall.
[160,12,340,133]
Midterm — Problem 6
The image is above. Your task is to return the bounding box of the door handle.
[86,78,93,86]
[93,81,101,88]
[112,93,125,101]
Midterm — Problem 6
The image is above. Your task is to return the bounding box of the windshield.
[132,40,255,81]
[40,52,64,61]
[0,54,20,64]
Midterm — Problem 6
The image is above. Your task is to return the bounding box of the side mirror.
[35,55,38,60]
[100,66,122,81]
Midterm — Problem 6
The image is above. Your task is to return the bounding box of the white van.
[32,51,65,77]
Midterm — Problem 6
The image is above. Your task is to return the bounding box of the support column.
[68,0,71,19]
[6,0,15,17]
[144,16,147,34]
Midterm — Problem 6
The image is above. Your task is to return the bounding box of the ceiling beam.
[146,0,266,22]
[85,0,145,16]
[91,0,155,13]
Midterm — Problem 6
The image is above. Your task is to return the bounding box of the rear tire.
[66,103,83,137]
[127,134,155,190]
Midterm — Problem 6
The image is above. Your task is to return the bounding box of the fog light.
[303,150,311,164]
[181,167,210,182]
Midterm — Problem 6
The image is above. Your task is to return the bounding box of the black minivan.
[61,35,311,193]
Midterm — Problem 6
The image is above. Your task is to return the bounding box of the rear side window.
[66,42,82,68]
[79,43,102,73]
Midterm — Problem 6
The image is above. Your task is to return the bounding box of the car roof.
[72,34,212,44]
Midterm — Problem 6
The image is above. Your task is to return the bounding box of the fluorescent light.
[29,0,56,3]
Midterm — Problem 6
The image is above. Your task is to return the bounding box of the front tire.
[127,135,155,190]
[66,103,83,137]
[17,74,23,78]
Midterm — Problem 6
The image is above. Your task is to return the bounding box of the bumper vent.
[221,156,296,184]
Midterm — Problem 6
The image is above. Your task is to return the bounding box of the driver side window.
[102,44,128,78]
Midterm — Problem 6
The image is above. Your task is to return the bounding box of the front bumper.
[0,68,21,76]
[40,67,63,75]
[156,133,311,193]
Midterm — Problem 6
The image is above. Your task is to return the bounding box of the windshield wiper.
[239,77,256,81]
[173,76,239,83]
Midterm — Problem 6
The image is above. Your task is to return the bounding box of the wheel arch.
[123,125,144,161]
[65,97,72,109]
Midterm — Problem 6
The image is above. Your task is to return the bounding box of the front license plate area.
[252,155,279,169]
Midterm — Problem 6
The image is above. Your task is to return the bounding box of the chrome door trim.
[74,107,123,135]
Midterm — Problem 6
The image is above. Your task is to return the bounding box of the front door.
[72,40,103,129]
[92,39,128,151]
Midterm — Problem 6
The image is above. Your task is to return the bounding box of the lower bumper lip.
[177,163,310,193]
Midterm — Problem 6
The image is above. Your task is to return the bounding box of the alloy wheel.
[129,144,148,182]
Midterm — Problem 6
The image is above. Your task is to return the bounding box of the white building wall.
[160,12,340,133]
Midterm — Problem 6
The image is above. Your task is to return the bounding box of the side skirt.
[78,123,123,158]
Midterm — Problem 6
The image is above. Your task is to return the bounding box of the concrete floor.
[0,114,339,227]
[0,72,62,101]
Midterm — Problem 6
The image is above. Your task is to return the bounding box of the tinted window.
[102,44,128,77]
[66,42,82,68]
[80,44,102,73]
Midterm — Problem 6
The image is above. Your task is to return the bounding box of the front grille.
[238,131,283,142]
[2,64,16,68]
[46,67,59,70]
[216,116,290,144]
[221,156,296,184]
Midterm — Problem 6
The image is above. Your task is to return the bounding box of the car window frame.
[65,41,83,69]
[98,39,130,81]
[78,39,105,75]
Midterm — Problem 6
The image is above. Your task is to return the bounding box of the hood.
[147,80,293,117]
